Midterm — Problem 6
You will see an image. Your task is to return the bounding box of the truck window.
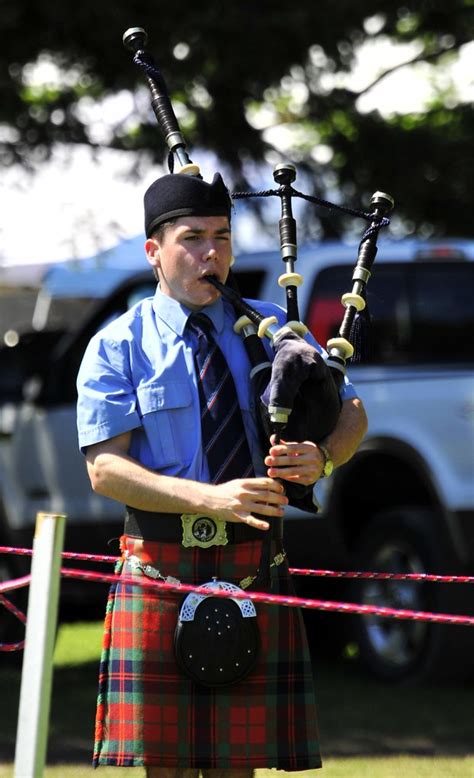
[408,263,474,363]
[306,262,474,366]
[305,266,350,349]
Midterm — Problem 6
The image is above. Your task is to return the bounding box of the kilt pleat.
[93,534,322,770]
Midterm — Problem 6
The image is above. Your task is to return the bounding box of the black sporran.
[174,580,260,687]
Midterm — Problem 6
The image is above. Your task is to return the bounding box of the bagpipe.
[123,27,394,508]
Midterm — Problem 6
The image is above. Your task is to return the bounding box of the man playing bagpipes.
[76,170,368,777]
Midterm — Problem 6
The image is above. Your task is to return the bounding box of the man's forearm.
[85,445,287,527]
[87,448,213,514]
[321,397,368,468]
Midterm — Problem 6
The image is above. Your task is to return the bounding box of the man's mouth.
[203,275,225,294]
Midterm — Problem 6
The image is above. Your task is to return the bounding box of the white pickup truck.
[1,237,473,681]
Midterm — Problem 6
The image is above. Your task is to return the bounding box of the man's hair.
[149,218,179,282]
[151,218,179,243]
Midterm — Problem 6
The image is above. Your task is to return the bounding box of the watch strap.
[318,444,333,478]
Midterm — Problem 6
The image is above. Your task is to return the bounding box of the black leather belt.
[124,507,268,544]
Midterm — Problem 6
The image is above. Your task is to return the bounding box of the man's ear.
[145,238,160,269]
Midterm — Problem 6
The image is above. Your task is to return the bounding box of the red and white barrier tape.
[2,544,474,653]
[2,545,474,585]
[288,567,474,584]
[0,574,32,594]
[59,566,474,626]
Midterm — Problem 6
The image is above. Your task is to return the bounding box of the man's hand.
[264,435,324,486]
[209,476,288,530]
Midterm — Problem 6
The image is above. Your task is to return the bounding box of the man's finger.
[234,511,270,530]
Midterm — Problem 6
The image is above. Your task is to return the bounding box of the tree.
[1,0,473,237]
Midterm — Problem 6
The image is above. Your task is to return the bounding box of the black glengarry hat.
[144,172,232,237]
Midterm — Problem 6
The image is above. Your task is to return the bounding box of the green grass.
[1,759,474,777]
[52,620,104,666]
[1,620,473,776]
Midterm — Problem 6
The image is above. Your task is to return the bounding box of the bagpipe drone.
[123,27,394,510]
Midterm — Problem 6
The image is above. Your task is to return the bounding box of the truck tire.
[350,507,474,683]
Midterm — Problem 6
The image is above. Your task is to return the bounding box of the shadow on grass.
[1,639,473,764]
[313,656,474,759]
[0,656,98,765]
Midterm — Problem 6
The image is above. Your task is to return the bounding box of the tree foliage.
[1,0,473,237]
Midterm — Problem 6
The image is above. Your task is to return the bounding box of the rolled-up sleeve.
[77,333,141,453]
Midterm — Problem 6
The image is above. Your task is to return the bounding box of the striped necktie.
[187,312,254,484]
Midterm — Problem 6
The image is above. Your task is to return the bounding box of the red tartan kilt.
[93,535,322,770]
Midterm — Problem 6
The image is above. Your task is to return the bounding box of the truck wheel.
[350,507,474,683]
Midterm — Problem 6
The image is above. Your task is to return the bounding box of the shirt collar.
[152,286,225,336]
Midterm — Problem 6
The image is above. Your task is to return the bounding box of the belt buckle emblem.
[181,514,228,548]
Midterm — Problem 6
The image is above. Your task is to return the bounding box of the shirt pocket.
[136,382,194,468]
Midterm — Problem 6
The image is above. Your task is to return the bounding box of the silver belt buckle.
[181,513,228,548]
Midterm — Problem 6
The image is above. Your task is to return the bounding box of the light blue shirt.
[76,287,357,482]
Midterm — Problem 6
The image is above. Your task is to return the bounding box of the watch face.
[324,460,334,477]
[319,445,333,478]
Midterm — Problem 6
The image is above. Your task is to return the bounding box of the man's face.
[145,215,232,310]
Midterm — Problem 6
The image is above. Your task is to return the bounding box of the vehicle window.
[0,288,38,337]
[305,266,351,350]
[408,264,474,363]
[305,262,474,365]
[363,267,409,362]
[45,297,97,331]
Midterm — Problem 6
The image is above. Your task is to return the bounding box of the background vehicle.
[1,237,473,680]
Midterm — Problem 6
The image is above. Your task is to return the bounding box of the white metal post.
[14,512,66,778]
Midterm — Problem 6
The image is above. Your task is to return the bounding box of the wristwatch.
[318,444,334,478]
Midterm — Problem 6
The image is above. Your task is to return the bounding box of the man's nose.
[203,244,218,260]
